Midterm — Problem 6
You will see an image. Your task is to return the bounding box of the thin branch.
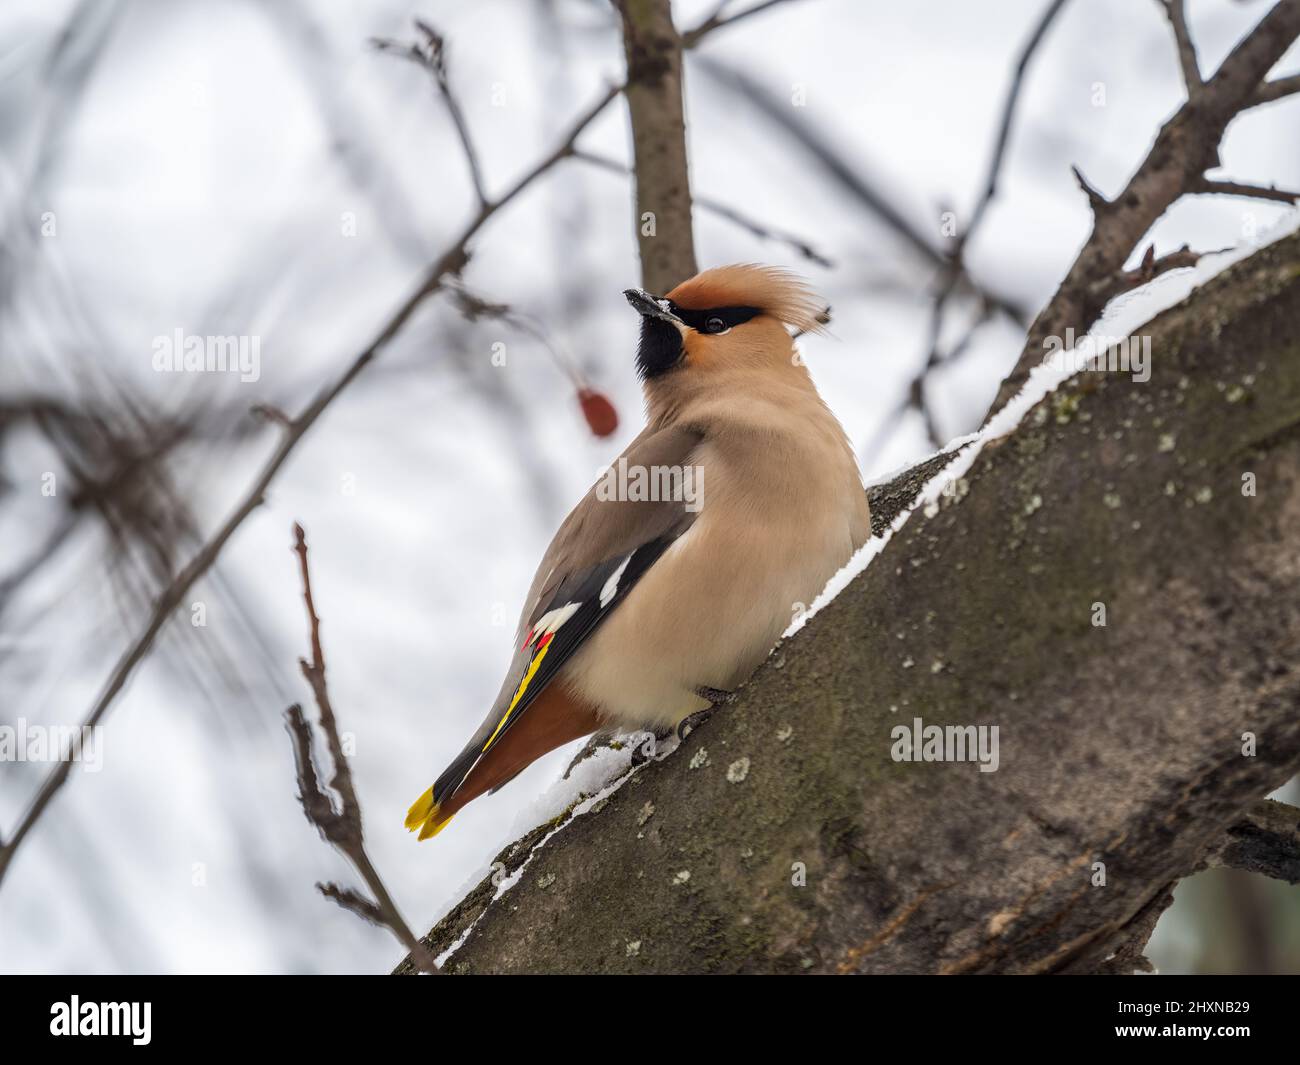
[680,0,802,48]
[292,524,356,817]
[285,525,440,974]
[1161,0,1203,92]
[965,0,1071,241]
[698,57,1030,326]
[1250,71,1300,106]
[1087,241,1230,307]
[573,148,834,266]
[869,0,1068,459]
[318,882,386,925]
[1191,177,1300,204]
[1071,164,1110,213]
[372,20,488,208]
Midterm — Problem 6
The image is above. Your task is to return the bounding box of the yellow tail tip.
[405,786,456,840]
[417,811,456,840]
[405,786,436,830]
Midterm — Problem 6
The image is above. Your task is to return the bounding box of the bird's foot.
[677,687,735,741]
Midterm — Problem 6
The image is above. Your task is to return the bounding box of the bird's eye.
[705,316,727,334]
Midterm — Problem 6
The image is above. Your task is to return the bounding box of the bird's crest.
[666,264,826,335]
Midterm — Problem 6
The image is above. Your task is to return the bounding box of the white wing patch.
[600,554,633,607]
[530,601,581,643]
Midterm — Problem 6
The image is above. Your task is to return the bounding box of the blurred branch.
[680,0,804,47]
[284,523,439,973]
[696,56,1031,326]
[573,148,833,266]
[985,0,1300,418]
[863,0,1068,459]
[372,19,488,208]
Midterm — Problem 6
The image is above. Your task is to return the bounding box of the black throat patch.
[636,317,685,380]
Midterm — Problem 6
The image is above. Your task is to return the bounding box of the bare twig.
[680,0,803,48]
[285,524,439,974]
[1161,0,1203,91]
[1191,177,1300,204]
[1251,72,1300,107]
[965,0,1071,243]
[985,0,1300,418]
[573,148,833,266]
[1087,241,1230,307]
[372,20,488,208]
[1071,164,1109,212]
[699,57,1030,329]
[866,0,1068,459]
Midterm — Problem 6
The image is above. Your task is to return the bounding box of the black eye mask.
[671,304,762,334]
[635,304,765,380]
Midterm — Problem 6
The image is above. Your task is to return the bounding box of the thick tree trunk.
[398,231,1300,974]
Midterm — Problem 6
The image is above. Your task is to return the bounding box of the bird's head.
[623,264,827,384]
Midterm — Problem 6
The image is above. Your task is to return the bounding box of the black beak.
[623,288,683,326]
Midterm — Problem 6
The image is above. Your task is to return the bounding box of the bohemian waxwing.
[406,264,870,839]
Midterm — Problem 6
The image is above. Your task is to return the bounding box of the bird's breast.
[563,427,867,728]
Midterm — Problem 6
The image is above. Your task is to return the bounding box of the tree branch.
[372,20,488,208]
[985,0,1300,418]
[1191,177,1300,204]
[1161,0,1203,92]
[617,0,698,292]
[573,148,833,266]
[286,524,440,974]
[1250,72,1300,107]
[893,0,1069,452]
[1206,799,1300,885]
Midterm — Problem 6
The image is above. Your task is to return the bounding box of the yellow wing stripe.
[483,638,553,752]
[404,634,555,842]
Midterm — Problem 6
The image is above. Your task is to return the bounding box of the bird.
[406,264,870,840]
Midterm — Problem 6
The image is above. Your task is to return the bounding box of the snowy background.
[1,0,1298,973]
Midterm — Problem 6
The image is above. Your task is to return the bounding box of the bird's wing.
[428,422,704,809]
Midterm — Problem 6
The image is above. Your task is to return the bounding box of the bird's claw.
[677,688,734,741]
